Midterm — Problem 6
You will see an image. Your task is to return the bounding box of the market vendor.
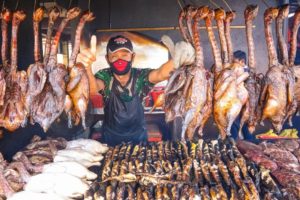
[77,35,194,146]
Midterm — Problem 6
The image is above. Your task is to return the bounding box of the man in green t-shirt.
[78,35,194,146]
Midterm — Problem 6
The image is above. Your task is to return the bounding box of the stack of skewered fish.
[0,5,93,134]
[164,4,298,141]
[98,138,284,199]
[0,135,108,199]
[238,139,300,199]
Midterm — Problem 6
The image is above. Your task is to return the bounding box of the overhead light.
[289,13,295,18]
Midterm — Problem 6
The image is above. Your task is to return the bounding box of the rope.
[261,0,270,8]
[2,0,4,10]
[68,0,72,9]
[176,0,184,11]
[221,0,232,12]
[15,0,19,10]
[209,0,220,8]
[34,0,37,11]
[241,0,248,5]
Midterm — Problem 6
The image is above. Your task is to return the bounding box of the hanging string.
[177,0,183,11]
[209,0,220,9]
[68,0,72,9]
[221,0,232,12]
[261,0,270,8]
[2,0,4,10]
[88,0,91,12]
[15,0,20,10]
[34,0,37,11]
[241,0,248,6]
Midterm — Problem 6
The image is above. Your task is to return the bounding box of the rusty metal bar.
[96,25,256,32]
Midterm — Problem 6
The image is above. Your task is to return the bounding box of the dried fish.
[162,185,171,200]
[200,185,211,200]
[125,184,134,200]
[116,182,125,200]
[105,184,115,200]
[200,158,212,184]
[209,158,221,183]
[182,157,193,181]
[228,161,243,187]
[155,184,163,200]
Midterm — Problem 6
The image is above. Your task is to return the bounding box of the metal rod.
[96,25,256,32]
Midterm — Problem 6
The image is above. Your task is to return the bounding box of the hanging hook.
[221,0,232,12]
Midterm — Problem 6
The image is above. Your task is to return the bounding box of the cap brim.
[108,47,133,54]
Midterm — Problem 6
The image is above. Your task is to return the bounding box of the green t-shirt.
[94,68,154,103]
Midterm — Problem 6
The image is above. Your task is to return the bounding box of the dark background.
[0,0,298,160]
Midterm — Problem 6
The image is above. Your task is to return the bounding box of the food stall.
[1,0,300,199]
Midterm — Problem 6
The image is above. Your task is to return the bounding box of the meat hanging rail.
[96,25,256,32]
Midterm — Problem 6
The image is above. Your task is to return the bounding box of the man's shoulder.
[132,67,153,76]
[94,68,112,82]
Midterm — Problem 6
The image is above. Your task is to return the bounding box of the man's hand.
[77,35,97,69]
[161,35,195,69]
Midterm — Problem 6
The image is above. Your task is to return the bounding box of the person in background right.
[230,50,257,142]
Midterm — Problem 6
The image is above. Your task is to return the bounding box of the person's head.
[233,50,247,66]
[106,35,135,76]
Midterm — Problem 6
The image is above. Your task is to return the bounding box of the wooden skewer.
[96,25,256,32]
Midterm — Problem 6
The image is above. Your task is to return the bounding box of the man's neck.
[113,70,131,86]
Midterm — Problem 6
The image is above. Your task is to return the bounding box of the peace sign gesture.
[77,35,97,69]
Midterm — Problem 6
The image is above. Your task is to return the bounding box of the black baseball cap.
[106,35,133,54]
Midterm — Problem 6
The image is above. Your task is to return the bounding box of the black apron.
[101,75,147,146]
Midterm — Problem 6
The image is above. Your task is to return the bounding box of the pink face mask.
[109,59,132,75]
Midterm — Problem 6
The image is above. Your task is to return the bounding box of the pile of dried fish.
[0,136,108,199]
[237,139,300,199]
[98,138,282,199]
